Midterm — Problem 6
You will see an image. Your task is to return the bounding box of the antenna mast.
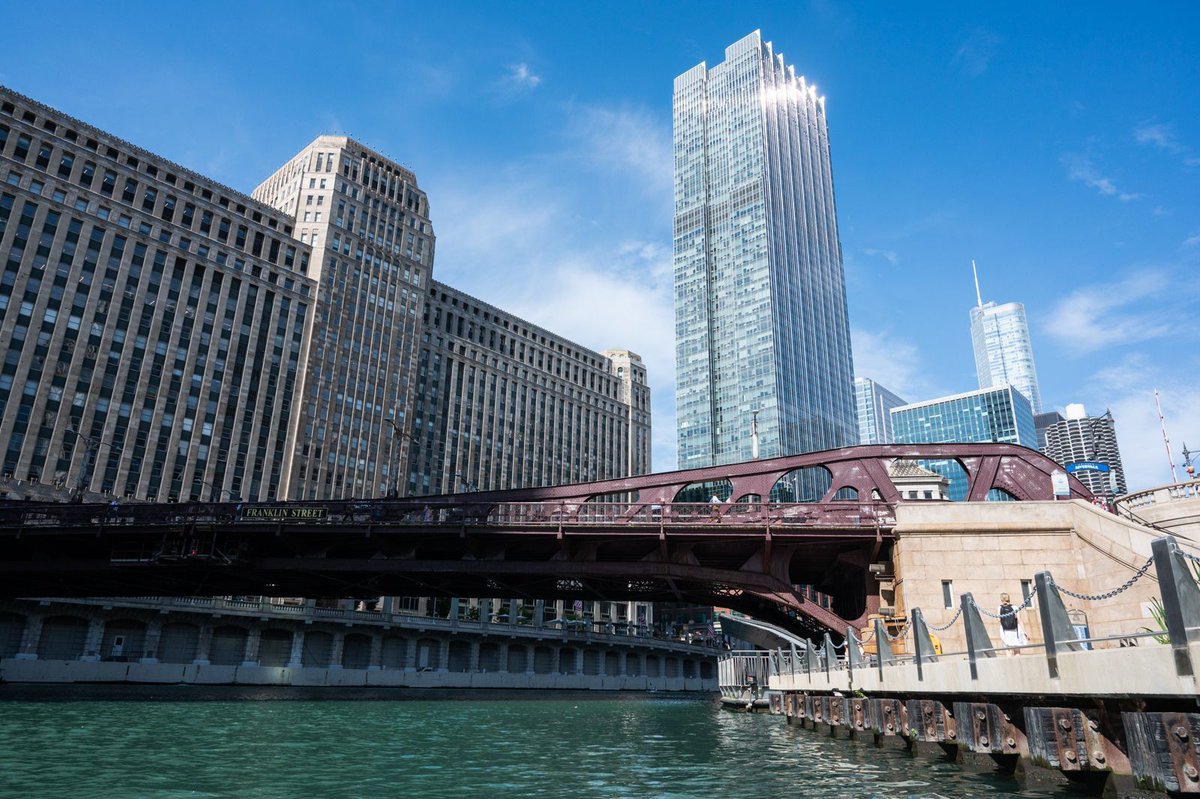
[971,259,984,307]
[1155,388,1179,482]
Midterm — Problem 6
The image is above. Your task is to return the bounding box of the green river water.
[0,688,1083,798]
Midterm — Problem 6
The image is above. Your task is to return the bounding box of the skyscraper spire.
[971,259,984,308]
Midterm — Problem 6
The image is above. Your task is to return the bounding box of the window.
[1020,579,1033,607]
[941,580,954,609]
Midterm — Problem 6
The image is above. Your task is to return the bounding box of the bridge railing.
[753,534,1200,687]
[0,498,897,530]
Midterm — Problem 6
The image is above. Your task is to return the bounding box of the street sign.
[1051,470,1071,497]
[1066,461,1109,474]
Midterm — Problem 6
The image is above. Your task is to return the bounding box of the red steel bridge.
[0,444,1088,637]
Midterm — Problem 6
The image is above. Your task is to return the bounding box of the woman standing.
[998,592,1027,654]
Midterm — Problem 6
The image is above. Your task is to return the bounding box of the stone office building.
[0,85,650,504]
[0,87,314,503]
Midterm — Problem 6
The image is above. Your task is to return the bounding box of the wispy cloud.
[1061,153,1141,201]
[1084,354,1200,490]
[1043,270,1179,356]
[951,28,1001,77]
[863,248,898,266]
[1184,232,1200,248]
[564,104,673,199]
[851,328,944,403]
[508,62,542,89]
[1134,121,1200,166]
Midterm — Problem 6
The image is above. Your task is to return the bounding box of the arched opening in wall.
[682,659,698,679]
[626,654,643,676]
[533,646,554,674]
[506,644,528,673]
[769,466,832,503]
[673,479,732,505]
[0,612,26,658]
[447,640,472,672]
[209,626,249,665]
[380,636,407,669]
[664,657,680,678]
[341,633,372,670]
[416,638,440,670]
[604,650,620,676]
[302,631,334,667]
[582,649,601,676]
[101,619,147,661]
[478,642,501,672]
[987,487,1018,502]
[259,629,293,667]
[700,660,715,680]
[832,486,859,501]
[37,616,89,661]
[157,623,199,664]
[645,655,662,678]
[559,647,578,674]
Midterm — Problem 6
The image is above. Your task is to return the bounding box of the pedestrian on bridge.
[998,593,1028,655]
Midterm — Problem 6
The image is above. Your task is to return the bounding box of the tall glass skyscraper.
[855,377,906,445]
[970,263,1042,414]
[673,31,855,471]
[890,386,1037,500]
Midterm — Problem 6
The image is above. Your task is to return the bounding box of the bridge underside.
[0,512,887,639]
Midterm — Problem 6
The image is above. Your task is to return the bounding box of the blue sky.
[3,1,1197,490]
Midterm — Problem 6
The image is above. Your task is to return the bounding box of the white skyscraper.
[969,261,1042,414]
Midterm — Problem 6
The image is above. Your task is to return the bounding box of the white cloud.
[1183,232,1200,248]
[850,328,944,403]
[951,28,1001,77]
[1043,270,1176,356]
[1084,354,1200,491]
[1134,122,1183,153]
[1061,153,1141,201]
[863,248,898,265]
[564,104,673,200]
[508,62,542,89]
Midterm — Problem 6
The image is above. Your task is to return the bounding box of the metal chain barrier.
[1050,555,1156,602]
[1178,547,1200,567]
[831,639,847,651]
[927,606,963,632]
[977,591,1035,620]
[884,621,910,641]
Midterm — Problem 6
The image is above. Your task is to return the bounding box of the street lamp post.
[1182,442,1197,481]
[384,418,414,499]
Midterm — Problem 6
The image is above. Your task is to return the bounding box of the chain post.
[804,639,819,676]
[961,593,995,681]
[911,607,937,682]
[789,643,799,678]
[1035,570,1079,680]
[823,633,835,677]
[1151,536,1200,677]
[846,625,863,680]
[874,617,894,682]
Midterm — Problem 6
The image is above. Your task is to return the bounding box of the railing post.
[846,625,864,679]
[1035,570,1078,680]
[789,643,799,678]
[823,633,835,678]
[912,607,936,681]
[961,593,994,681]
[804,640,819,676]
[1151,536,1200,677]
[874,617,894,682]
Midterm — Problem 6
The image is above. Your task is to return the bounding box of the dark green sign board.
[239,505,328,521]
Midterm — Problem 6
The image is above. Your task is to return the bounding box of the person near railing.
[998,592,1029,655]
